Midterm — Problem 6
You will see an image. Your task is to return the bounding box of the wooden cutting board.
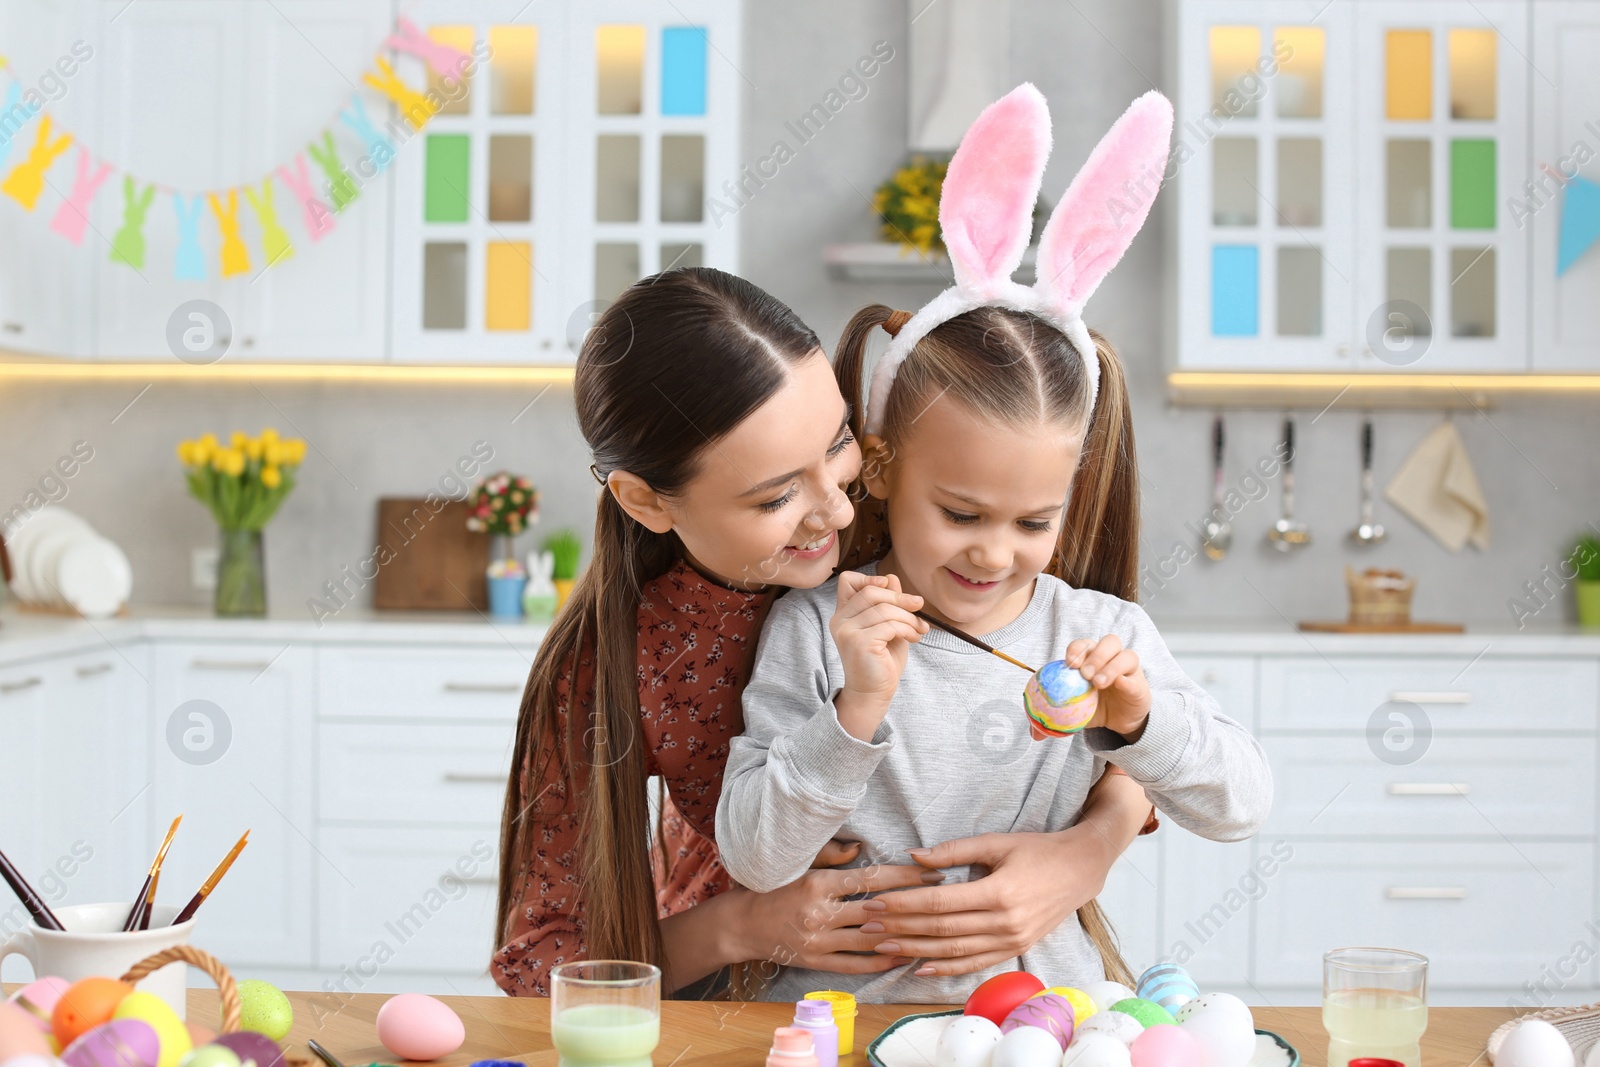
[373,498,489,611]
[1299,620,1465,633]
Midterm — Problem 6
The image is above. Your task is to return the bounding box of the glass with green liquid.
[551,961,661,1067]
[1323,947,1429,1067]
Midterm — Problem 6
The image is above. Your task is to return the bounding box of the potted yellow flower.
[177,428,306,617]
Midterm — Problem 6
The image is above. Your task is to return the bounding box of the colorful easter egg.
[51,980,133,1051]
[210,1031,286,1067]
[1022,661,1097,737]
[10,977,71,1037]
[934,1016,1002,1067]
[1029,987,1096,1027]
[1173,992,1252,1029]
[1076,1011,1144,1046]
[1134,963,1199,1013]
[375,995,464,1062]
[111,993,191,1067]
[177,1045,241,1067]
[963,973,1046,1028]
[1061,1034,1132,1067]
[0,1001,54,1061]
[1108,999,1174,1030]
[233,984,291,1045]
[1000,995,1075,1051]
[990,1026,1061,1067]
[61,1019,160,1067]
[1080,982,1136,1016]
[1128,1025,1201,1067]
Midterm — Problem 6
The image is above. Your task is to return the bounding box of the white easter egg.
[1061,1033,1132,1067]
[1178,1011,1256,1067]
[936,1015,1005,1067]
[1081,983,1137,1015]
[1174,993,1254,1031]
[1075,1012,1144,1046]
[991,1026,1063,1067]
[1496,1019,1574,1067]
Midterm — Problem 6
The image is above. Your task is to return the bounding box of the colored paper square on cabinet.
[425,134,471,222]
[1212,245,1259,336]
[661,27,707,115]
[1450,139,1495,229]
[1386,30,1432,119]
[486,242,532,331]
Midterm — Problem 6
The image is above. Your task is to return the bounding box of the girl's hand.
[830,572,927,739]
[1064,634,1151,740]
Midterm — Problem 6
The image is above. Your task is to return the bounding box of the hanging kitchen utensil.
[1349,415,1386,546]
[1201,414,1232,561]
[1267,416,1311,552]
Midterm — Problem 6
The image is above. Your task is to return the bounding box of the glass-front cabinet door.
[1177,1,1355,370]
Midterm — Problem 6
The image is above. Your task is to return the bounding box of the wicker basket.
[1346,566,1416,627]
[119,944,242,1034]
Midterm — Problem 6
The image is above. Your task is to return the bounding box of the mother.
[492,268,1152,997]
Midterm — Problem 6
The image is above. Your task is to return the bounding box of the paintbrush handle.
[172,892,204,926]
[913,611,1037,674]
[0,848,64,931]
[121,875,153,931]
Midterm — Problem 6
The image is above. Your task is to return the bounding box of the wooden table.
[202,991,1519,1067]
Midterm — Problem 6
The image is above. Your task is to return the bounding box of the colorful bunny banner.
[0,16,479,280]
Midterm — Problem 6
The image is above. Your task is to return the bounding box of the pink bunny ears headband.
[866,84,1174,435]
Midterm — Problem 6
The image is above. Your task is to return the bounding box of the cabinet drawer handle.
[1389,690,1470,704]
[1389,783,1470,796]
[0,676,42,694]
[75,663,114,679]
[441,772,504,784]
[442,682,521,693]
[1386,886,1467,900]
[191,659,272,671]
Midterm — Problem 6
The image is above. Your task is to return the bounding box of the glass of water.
[1323,947,1428,1067]
[550,961,661,1067]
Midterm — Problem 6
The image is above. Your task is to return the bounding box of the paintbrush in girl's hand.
[123,815,182,932]
[172,831,248,925]
[913,610,1037,674]
[0,846,64,930]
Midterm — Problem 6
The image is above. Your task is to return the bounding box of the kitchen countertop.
[3,603,1598,667]
[204,989,1517,1067]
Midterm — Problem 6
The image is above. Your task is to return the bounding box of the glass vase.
[215,527,266,618]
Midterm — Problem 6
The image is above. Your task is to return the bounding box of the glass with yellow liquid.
[1323,947,1429,1067]
[551,961,661,1067]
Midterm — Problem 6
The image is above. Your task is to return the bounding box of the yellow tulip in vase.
[177,429,306,617]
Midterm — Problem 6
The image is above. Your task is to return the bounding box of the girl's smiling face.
[865,393,1083,634]
[613,351,860,590]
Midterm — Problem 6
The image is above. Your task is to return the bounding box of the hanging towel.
[1383,419,1491,551]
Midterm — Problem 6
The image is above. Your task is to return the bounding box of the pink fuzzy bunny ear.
[1034,91,1173,319]
[938,83,1052,298]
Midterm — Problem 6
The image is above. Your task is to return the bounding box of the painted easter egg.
[0,1001,54,1062]
[51,980,133,1051]
[1022,661,1096,737]
[233,984,291,1044]
[61,1019,159,1067]
[1495,1019,1574,1067]
[963,973,1046,1028]
[210,1031,286,1067]
[1080,982,1136,1016]
[176,1046,241,1067]
[1173,992,1253,1030]
[375,994,465,1062]
[111,993,191,1067]
[1028,987,1096,1027]
[1134,963,1199,1014]
[1061,1034,1133,1067]
[934,1015,1003,1067]
[10,977,71,1038]
[1108,999,1174,1030]
[1128,1024,1201,1067]
[990,1026,1062,1067]
[1000,995,1074,1051]
[1076,1011,1144,1046]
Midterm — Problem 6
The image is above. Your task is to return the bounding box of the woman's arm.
[847,767,1152,976]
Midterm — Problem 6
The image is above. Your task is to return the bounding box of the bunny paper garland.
[866,84,1174,435]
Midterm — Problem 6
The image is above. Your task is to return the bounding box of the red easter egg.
[52,978,134,1050]
[964,972,1046,1027]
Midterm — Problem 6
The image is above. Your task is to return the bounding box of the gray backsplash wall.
[1,1,1596,628]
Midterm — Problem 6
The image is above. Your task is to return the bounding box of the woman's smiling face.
[652,350,861,589]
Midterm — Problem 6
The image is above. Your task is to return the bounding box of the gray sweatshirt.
[714,564,1273,1003]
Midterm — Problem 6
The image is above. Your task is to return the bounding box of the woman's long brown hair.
[495,268,822,991]
[833,303,1140,986]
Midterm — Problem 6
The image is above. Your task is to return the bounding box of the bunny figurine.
[522,549,558,623]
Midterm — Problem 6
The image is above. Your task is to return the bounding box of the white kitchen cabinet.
[0,659,51,918]
[148,641,315,967]
[1531,1,1600,369]
[319,722,512,824]
[1158,833,1259,988]
[1099,833,1162,978]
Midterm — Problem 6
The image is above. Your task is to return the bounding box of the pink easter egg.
[9,978,71,1036]
[62,1019,160,1067]
[1129,1024,1201,1067]
[210,1031,287,1067]
[375,994,464,1062]
[0,1001,54,1061]
[1000,994,1076,1051]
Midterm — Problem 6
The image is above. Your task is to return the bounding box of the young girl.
[715,87,1274,1002]
[491,267,1156,997]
